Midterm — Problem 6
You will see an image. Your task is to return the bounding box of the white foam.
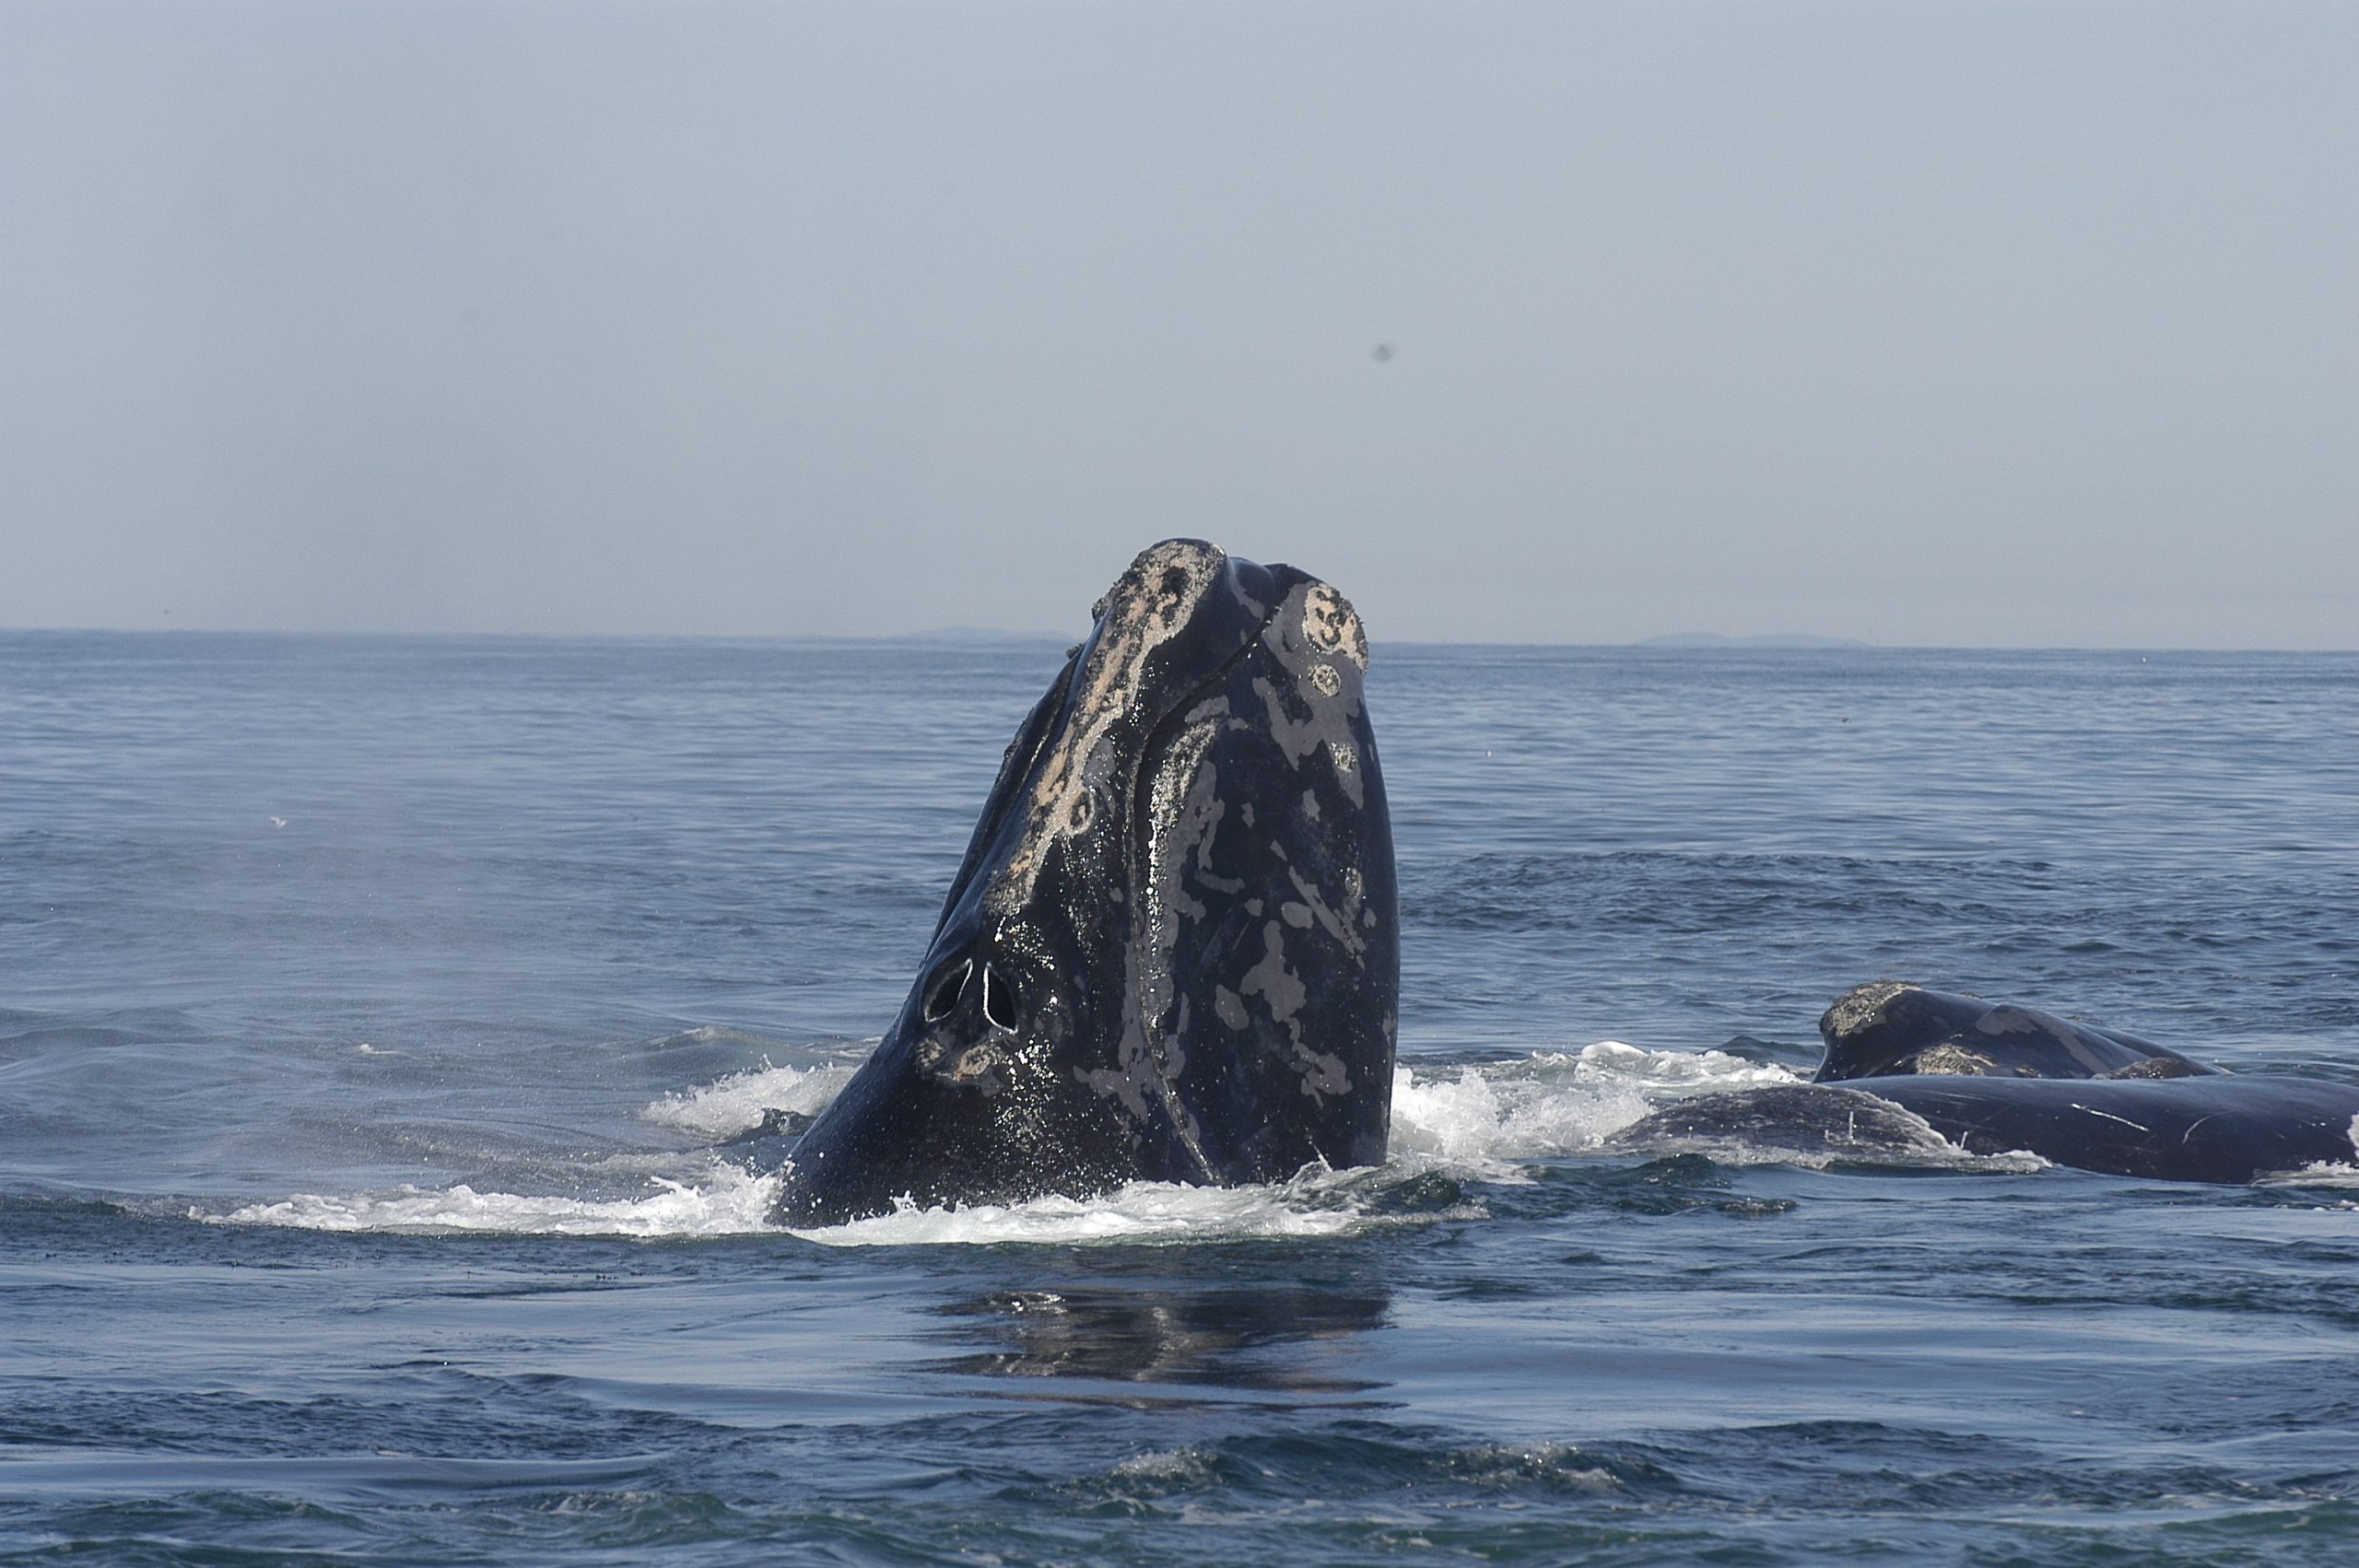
[201,1155,1443,1246]
[641,1059,859,1140]
[203,1045,1919,1245]
[2248,1116,2359,1188]
[1633,1127,2049,1176]
[2256,1163,2359,1188]
[787,1164,1425,1248]
[1390,1065,1640,1176]
[1531,1039,1802,1094]
[204,1164,780,1238]
[1389,1044,1801,1178]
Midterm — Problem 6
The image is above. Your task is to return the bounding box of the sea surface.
[5,630,2358,1566]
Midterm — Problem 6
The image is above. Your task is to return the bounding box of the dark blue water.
[6,631,2358,1565]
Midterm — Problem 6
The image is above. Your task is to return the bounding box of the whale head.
[770,539,1398,1225]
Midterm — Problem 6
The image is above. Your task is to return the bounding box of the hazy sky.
[3,1,2353,646]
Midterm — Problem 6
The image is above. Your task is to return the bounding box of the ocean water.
[5,629,2358,1566]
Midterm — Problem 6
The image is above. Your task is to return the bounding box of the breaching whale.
[770,540,1398,1225]
[1620,982,2359,1182]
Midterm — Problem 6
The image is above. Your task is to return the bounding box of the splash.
[2255,1164,2359,1189]
[785,1165,1422,1248]
[204,1164,779,1238]
[2252,1117,2359,1188]
[641,1059,860,1140]
[201,1161,1446,1246]
[1530,1040,1802,1094]
[1390,1043,1800,1179]
[208,1044,2014,1245]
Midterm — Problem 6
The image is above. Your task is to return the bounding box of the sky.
[2,1,2353,647]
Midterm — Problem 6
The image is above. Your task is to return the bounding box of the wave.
[194,1160,1457,1247]
[205,1165,779,1238]
[205,1041,2053,1245]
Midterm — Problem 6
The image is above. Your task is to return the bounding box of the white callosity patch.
[641,1059,861,1140]
[986,539,1223,917]
[1250,582,1370,810]
[1298,582,1369,671]
[1821,979,1919,1036]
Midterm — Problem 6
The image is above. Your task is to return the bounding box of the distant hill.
[901,626,1067,643]
[1638,631,1872,649]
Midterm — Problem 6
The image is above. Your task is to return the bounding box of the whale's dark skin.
[1813,981,2212,1083]
[770,540,1397,1225]
[1837,1074,2359,1183]
[1623,983,2359,1183]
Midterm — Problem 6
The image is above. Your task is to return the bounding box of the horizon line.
[4,622,2354,657]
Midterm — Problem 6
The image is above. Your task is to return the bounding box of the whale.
[765,541,2351,1211]
[770,539,1398,1225]
[1619,982,2359,1182]
[1811,981,2214,1083]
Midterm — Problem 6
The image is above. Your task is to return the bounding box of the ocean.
[5,629,2357,1566]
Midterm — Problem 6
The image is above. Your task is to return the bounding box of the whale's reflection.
[927,1281,1391,1396]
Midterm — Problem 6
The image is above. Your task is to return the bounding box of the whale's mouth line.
[1122,594,1284,860]
[915,567,1282,994]
[1115,599,1291,1185]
